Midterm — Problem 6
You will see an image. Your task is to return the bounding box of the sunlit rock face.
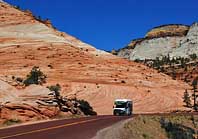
[128,36,184,60]
[170,23,198,58]
[118,24,198,60]
[0,1,191,126]
[145,24,189,39]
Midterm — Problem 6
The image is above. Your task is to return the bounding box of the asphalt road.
[0,115,131,139]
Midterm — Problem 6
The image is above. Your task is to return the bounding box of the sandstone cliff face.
[118,24,198,60]
[128,37,183,60]
[170,23,198,57]
[0,1,191,126]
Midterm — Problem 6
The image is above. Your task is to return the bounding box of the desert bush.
[3,119,21,126]
[48,64,53,69]
[121,80,126,83]
[23,66,46,86]
[47,84,61,97]
[134,59,142,63]
[12,76,15,80]
[16,77,23,83]
[14,5,21,10]
[77,99,97,115]
[47,84,63,110]
[189,54,197,60]
[111,49,117,55]
[46,84,96,115]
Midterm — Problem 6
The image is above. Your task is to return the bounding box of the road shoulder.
[93,117,133,139]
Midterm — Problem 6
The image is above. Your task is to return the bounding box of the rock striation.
[145,24,189,38]
[170,23,198,57]
[118,24,198,60]
[0,1,191,126]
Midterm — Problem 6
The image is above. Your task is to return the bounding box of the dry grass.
[120,115,198,139]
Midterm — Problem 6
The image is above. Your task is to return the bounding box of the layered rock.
[170,23,198,57]
[0,1,107,56]
[0,83,59,125]
[0,1,192,126]
[145,24,189,38]
[118,24,198,60]
[127,37,183,60]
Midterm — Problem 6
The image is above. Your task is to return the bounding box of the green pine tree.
[192,77,198,111]
[183,89,191,108]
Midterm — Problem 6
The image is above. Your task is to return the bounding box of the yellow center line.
[0,117,108,139]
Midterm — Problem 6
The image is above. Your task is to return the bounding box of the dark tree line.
[183,77,198,111]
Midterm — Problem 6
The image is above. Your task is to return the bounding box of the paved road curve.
[0,115,131,139]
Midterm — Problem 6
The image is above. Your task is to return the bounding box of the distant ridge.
[118,23,197,60]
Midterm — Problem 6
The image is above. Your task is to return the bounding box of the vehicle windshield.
[115,101,127,108]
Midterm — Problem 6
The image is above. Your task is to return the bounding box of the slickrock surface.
[0,1,190,125]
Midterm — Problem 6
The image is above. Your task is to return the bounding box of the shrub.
[189,54,197,60]
[134,59,142,63]
[47,84,97,115]
[12,76,15,80]
[16,77,23,83]
[3,119,21,126]
[111,49,117,55]
[47,84,61,97]
[23,66,46,86]
[183,89,191,108]
[121,80,126,83]
[14,5,21,10]
[142,133,150,139]
[77,99,97,115]
[48,64,53,69]
[47,84,63,110]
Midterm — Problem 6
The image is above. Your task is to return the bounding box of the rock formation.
[118,24,198,60]
[0,1,191,126]
[170,23,198,58]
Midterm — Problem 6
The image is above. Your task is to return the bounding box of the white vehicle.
[113,99,133,116]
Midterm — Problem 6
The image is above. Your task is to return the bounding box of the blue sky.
[4,0,198,51]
